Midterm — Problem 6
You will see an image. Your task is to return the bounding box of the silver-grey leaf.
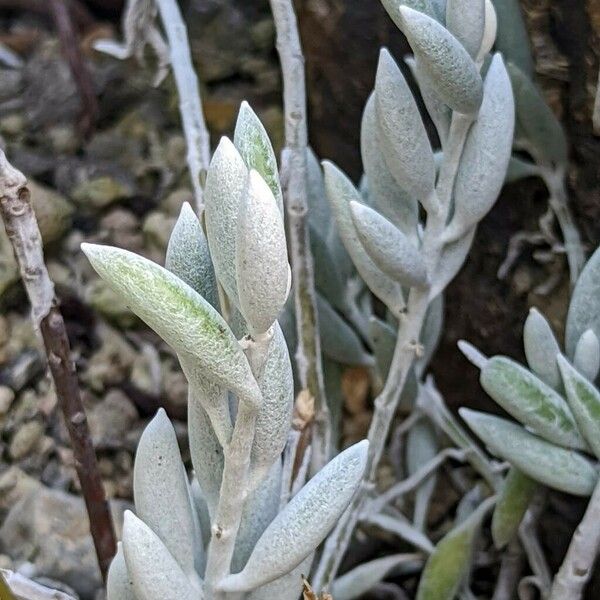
[350,200,428,288]
[165,201,219,310]
[220,441,369,592]
[445,54,514,241]
[566,246,600,358]
[81,244,262,407]
[374,48,436,209]
[460,409,597,496]
[417,293,444,376]
[107,543,135,600]
[247,555,312,600]
[133,409,199,575]
[523,308,561,389]
[122,511,200,600]
[446,0,485,58]
[236,169,289,335]
[204,136,248,307]
[307,147,331,240]
[400,6,483,114]
[323,161,405,316]
[478,0,497,61]
[380,0,438,27]
[574,329,600,383]
[361,93,418,238]
[430,227,476,298]
[491,0,534,77]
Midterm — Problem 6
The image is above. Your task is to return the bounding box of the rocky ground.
[0,1,598,598]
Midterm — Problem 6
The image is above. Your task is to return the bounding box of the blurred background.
[0,0,599,598]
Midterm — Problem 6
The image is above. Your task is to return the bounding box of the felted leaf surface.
[523,308,561,389]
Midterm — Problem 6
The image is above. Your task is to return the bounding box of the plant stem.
[0,151,116,580]
[549,477,600,600]
[154,0,211,214]
[269,0,330,474]
[313,113,473,592]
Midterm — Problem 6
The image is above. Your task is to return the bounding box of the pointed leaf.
[558,354,600,459]
[446,0,485,58]
[234,101,283,213]
[481,356,586,450]
[220,441,369,592]
[247,555,312,600]
[478,0,497,61]
[380,0,438,27]
[122,511,199,600]
[107,543,135,600]
[574,330,600,382]
[323,161,404,316]
[82,244,261,407]
[400,6,483,114]
[311,226,347,312]
[250,322,294,482]
[318,294,374,367]
[361,93,418,237]
[523,307,561,388]
[460,409,597,496]
[491,0,534,76]
[165,202,219,310]
[307,148,331,239]
[204,136,248,306]
[374,48,436,208]
[566,246,600,358]
[508,63,567,168]
[133,409,198,575]
[236,170,289,335]
[350,201,428,288]
[491,467,537,549]
[430,227,476,298]
[416,497,495,600]
[446,54,514,240]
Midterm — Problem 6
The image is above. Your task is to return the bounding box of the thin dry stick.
[549,478,600,600]
[0,151,116,581]
[49,0,98,137]
[269,0,331,473]
[154,0,211,213]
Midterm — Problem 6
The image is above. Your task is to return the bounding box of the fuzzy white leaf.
[566,246,600,358]
[234,101,283,213]
[523,307,561,389]
[133,409,199,575]
[400,6,483,114]
[323,161,404,316]
[446,0,485,58]
[430,227,476,298]
[122,511,200,600]
[350,200,428,288]
[250,322,294,483]
[574,330,600,383]
[247,555,312,600]
[204,136,248,307]
[460,409,597,496]
[374,48,436,208]
[492,0,534,76]
[165,202,219,310]
[478,0,497,61]
[107,543,135,600]
[220,441,369,592]
[445,54,514,241]
[380,0,438,27]
[361,93,418,238]
[236,170,289,335]
[82,243,261,407]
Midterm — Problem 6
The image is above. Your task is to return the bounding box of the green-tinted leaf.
[307,148,331,240]
[523,307,561,389]
[204,136,248,307]
[558,354,600,459]
[566,246,600,358]
[234,101,283,213]
[374,49,436,208]
[574,330,600,383]
[481,356,586,450]
[323,161,404,316]
[505,154,539,183]
[460,409,597,496]
[311,226,347,313]
[491,467,537,548]
[361,93,418,237]
[491,0,534,77]
[236,170,289,335]
[350,201,428,288]
[166,202,219,310]
[416,496,495,600]
[446,0,485,58]
[508,63,567,168]
[400,6,483,114]
[82,243,261,407]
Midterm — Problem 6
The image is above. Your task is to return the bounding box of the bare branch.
[0,151,116,580]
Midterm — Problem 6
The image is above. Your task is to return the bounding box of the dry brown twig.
[0,151,116,580]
